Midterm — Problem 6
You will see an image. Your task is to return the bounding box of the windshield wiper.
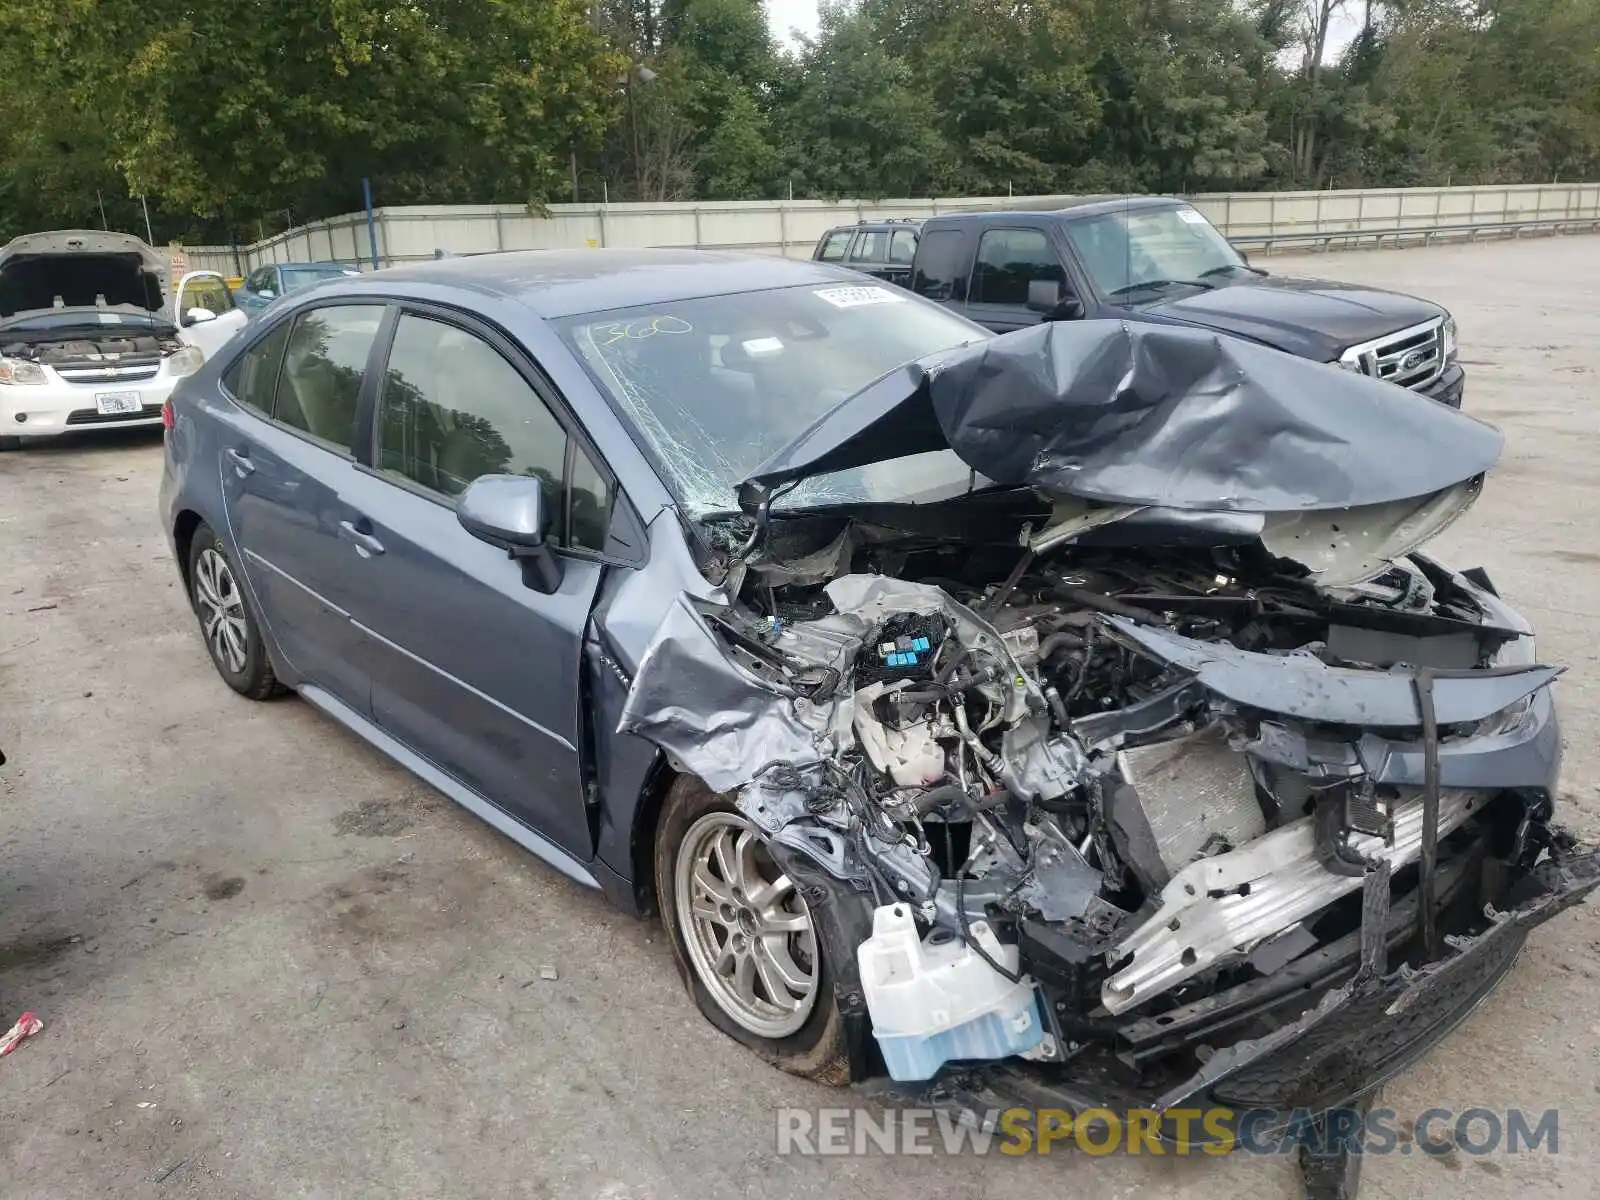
[1200,263,1267,279]
[1107,277,1216,299]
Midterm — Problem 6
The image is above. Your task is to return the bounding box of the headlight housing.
[0,357,47,386]
[1442,315,1457,362]
[166,344,205,378]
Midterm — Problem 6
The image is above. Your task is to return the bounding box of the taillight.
[161,397,175,430]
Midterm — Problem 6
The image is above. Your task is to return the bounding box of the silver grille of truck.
[1339,318,1445,390]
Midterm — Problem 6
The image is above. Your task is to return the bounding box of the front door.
[216,302,388,711]
[962,226,1074,332]
[173,270,248,358]
[337,309,612,858]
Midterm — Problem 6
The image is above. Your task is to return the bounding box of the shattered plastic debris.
[0,1012,43,1057]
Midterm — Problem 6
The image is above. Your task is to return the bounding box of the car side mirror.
[184,306,217,326]
[457,474,563,593]
[1027,279,1083,320]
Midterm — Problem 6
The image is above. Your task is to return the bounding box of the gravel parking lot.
[1,234,1597,1200]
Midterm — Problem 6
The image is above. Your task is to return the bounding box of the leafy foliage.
[1,0,1597,240]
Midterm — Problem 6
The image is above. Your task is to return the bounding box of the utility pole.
[97,190,109,230]
[140,195,155,244]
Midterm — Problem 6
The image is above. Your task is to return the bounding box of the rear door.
[962,226,1073,332]
[331,307,618,857]
[216,301,388,710]
[173,271,248,358]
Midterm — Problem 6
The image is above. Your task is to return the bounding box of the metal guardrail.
[1231,216,1600,253]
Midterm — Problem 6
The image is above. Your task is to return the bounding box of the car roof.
[931,195,1185,221]
[820,220,922,236]
[345,248,871,318]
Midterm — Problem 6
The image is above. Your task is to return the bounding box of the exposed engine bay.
[0,330,183,368]
[619,321,1597,1135]
[625,511,1572,1073]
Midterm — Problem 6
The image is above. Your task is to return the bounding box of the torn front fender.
[615,595,847,792]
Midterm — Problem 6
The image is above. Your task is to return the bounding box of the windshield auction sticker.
[812,285,908,308]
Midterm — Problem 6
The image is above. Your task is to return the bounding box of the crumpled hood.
[1140,275,1445,361]
[739,320,1502,515]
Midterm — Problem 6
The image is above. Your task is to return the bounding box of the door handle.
[224,447,255,476]
[338,519,385,557]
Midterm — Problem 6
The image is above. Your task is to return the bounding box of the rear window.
[222,323,291,412]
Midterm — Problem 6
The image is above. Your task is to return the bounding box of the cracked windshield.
[557,283,987,515]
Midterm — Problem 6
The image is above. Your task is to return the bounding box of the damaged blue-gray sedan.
[159,249,1596,1200]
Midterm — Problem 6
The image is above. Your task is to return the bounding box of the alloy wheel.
[674,811,819,1038]
[194,547,249,674]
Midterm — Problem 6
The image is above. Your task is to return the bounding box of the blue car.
[158,249,1594,1148]
[234,261,361,318]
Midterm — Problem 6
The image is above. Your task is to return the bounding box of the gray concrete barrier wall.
[180,182,1600,275]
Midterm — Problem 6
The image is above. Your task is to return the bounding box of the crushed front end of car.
[620,321,1597,1192]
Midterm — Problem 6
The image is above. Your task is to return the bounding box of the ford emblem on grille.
[1401,349,1429,371]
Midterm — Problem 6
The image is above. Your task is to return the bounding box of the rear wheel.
[0,436,22,451]
[655,776,850,1083]
[186,524,281,700]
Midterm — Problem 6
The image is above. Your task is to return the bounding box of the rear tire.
[0,436,22,451]
[186,524,282,700]
[655,775,851,1084]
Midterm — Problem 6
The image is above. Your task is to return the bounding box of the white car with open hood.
[0,230,247,446]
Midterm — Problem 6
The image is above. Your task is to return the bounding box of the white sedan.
[0,231,248,447]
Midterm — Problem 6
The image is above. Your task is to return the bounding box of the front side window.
[910,230,966,300]
[969,229,1065,306]
[817,232,851,262]
[851,230,889,262]
[375,313,611,551]
[271,305,383,451]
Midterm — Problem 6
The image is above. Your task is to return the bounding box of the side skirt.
[298,683,601,891]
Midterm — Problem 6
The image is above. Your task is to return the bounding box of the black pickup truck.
[813,196,1464,406]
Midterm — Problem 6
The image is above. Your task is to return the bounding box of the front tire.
[655,776,851,1083]
[187,524,281,700]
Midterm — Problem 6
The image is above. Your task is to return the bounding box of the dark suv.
[813,219,921,288]
[815,198,1464,407]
